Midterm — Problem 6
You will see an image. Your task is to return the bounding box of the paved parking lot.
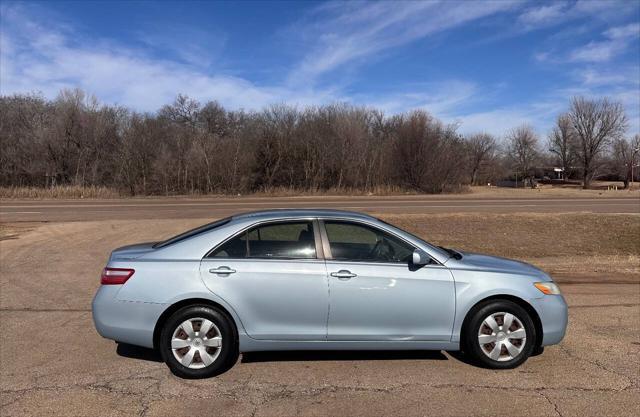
[1,282,638,417]
[1,197,638,416]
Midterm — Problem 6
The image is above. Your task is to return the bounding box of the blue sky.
[1,0,639,136]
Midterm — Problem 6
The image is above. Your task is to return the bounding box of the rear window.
[153,217,231,249]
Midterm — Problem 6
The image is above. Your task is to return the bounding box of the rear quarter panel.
[107,259,248,342]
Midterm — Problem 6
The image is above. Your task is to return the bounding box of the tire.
[464,300,536,369]
[532,345,545,356]
[159,305,239,378]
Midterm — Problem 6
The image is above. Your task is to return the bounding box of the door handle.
[330,270,357,280]
[209,267,236,275]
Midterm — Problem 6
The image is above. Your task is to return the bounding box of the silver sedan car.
[92,209,567,378]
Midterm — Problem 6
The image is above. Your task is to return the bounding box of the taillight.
[101,267,135,285]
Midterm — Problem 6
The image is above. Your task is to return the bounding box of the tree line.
[0,89,637,195]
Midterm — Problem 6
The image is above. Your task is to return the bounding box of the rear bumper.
[531,294,568,346]
[92,285,166,349]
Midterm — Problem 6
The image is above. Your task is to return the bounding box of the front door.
[200,220,329,340]
[322,220,455,341]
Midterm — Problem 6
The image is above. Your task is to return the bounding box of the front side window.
[209,221,316,259]
[324,221,414,263]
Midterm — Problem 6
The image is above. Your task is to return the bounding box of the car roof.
[232,208,376,221]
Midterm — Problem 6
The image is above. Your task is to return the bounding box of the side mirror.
[412,249,431,266]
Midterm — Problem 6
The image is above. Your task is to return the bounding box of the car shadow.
[116,343,163,363]
[241,350,448,363]
[115,344,477,367]
[445,350,476,366]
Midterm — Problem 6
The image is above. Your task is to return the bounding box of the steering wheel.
[369,238,396,261]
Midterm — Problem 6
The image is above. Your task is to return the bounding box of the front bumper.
[92,285,166,349]
[530,294,568,346]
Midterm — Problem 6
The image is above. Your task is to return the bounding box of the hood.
[109,242,158,260]
[447,251,549,279]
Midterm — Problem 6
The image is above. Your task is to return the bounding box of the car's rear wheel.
[464,300,536,369]
[160,305,238,378]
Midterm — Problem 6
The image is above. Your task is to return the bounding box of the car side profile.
[92,209,568,378]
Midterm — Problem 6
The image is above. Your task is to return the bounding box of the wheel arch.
[153,298,239,350]
[459,294,543,351]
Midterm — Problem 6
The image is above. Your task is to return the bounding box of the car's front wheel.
[464,300,536,369]
[159,305,238,378]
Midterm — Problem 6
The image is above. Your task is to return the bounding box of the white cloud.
[534,51,550,62]
[0,5,344,112]
[449,87,639,138]
[357,80,478,118]
[572,0,630,15]
[135,25,228,68]
[287,0,517,85]
[1,2,637,137]
[451,96,570,137]
[570,41,624,62]
[605,23,640,40]
[453,109,536,137]
[517,3,567,28]
[517,0,638,32]
[569,23,640,62]
[576,68,635,87]
[0,1,516,114]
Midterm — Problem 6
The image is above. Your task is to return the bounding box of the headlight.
[534,282,561,295]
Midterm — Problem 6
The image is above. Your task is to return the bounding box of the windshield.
[153,217,232,249]
[375,217,454,260]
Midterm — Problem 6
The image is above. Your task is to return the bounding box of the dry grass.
[381,213,640,258]
[2,182,639,199]
[378,213,640,278]
[0,185,121,199]
[0,223,36,241]
[467,184,640,198]
[248,185,430,197]
[1,213,637,279]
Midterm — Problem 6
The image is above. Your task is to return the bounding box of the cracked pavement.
[1,218,639,417]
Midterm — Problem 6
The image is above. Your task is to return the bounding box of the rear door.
[321,220,455,341]
[200,219,329,340]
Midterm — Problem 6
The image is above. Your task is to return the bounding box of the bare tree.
[391,110,466,193]
[611,135,640,189]
[0,94,51,186]
[568,97,628,189]
[465,133,497,185]
[5,88,633,197]
[506,125,539,188]
[547,113,576,180]
[117,113,164,195]
[252,104,298,190]
[158,94,200,127]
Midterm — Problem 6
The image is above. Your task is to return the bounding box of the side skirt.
[239,335,460,352]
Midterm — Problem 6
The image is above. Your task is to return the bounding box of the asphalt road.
[1,195,639,222]
[0,217,638,417]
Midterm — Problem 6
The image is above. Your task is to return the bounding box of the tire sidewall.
[466,300,536,369]
[160,305,237,378]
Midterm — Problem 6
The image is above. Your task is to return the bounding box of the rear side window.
[209,221,316,259]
